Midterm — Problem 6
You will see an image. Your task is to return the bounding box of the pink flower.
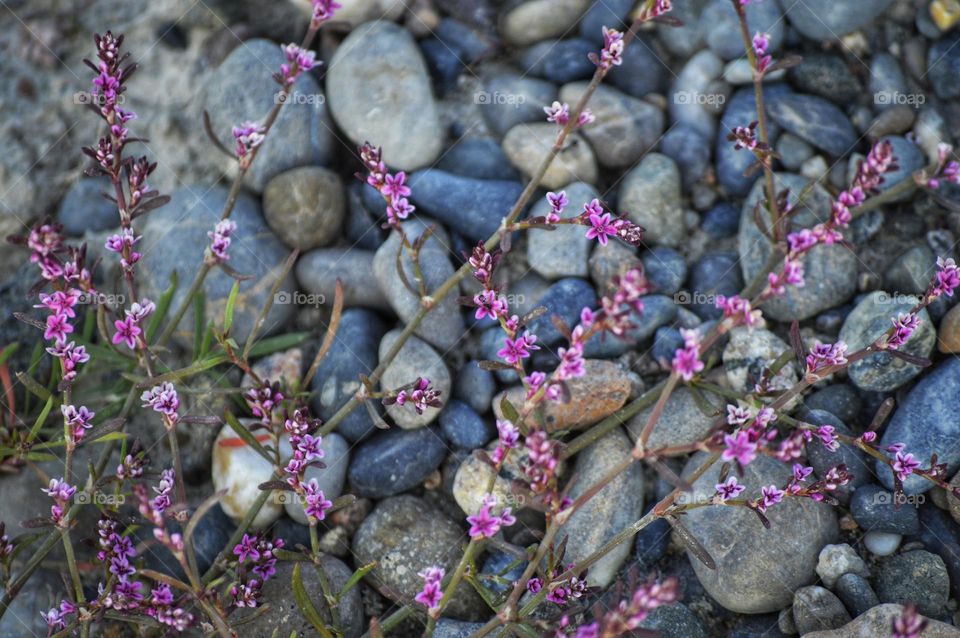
[473,290,508,321]
[715,476,745,501]
[303,479,333,520]
[44,312,73,344]
[726,405,752,426]
[141,382,180,422]
[722,431,757,466]
[280,43,317,85]
[792,464,813,483]
[466,495,515,539]
[767,257,805,295]
[544,101,570,125]
[671,329,704,381]
[886,313,920,349]
[816,425,840,452]
[892,604,928,638]
[555,343,586,381]
[585,210,618,245]
[757,485,784,512]
[232,121,265,160]
[546,190,568,219]
[311,0,341,25]
[36,290,79,318]
[498,332,539,365]
[112,315,142,349]
[208,219,237,262]
[932,257,959,298]
[752,32,772,73]
[577,109,595,126]
[381,172,411,199]
[715,294,761,327]
[729,121,759,151]
[62,404,96,443]
[805,341,848,376]
[594,27,624,70]
[415,566,445,610]
[892,451,921,481]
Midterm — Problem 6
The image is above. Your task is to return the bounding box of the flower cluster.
[105,228,142,271]
[146,583,194,631]
[95,517,142,609]
[491,419,521,465]
[207,219,238,263]
[590,27,624,70]
[543,101,594,127]
[715,294,762,328]
[245,381,284,428]
[572,197,645,247]
[232,121,265,167]
[466,495,516,539]
[43,599,78,631]
[564,578,679,636]
[141,381,180,426]
[310,0,341,27]
[931,256,959,298]
[415,566,445,611]
[281,409,334,521]
[383,377,443,414]
[892,604,928,638]
[804,340,848,377]
[231,533,284,608]
[359,143,415,227]
[752,32,772,74]
[924,143,960,189]
[528,564,587,606]
[523,429,561,494]
[720,404,777,468]
[671,328,704,381]
[885,313,921,350]
[42,478,76,525]
[279,43,316,86]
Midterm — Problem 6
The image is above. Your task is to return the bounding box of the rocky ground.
[3,0,960,636]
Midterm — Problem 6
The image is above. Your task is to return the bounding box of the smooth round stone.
[723,327,800,395]
[344,182,387,250]
[499,0,590,46]
[493,360,630,432]
[559,82,665,168]
[928,32,960,100]
[408,169,523,242]
[211,424,284,528]
[661,125,711,188]
[422,37,464,93]
[875,550,950,616]
[939,303,960,353]
[579,0,634,40]
[478,73,557,137]
[522,38,595,83]
[885,244,937,295]
[687,251,743,319]
[834,573,880,618]
[863,530,902,556]
[347,426,447,498]
[839,291,934,392]
[870,53,910,112]
[140,186,296,348]
[434,19,494,64]
[608,34,667,98]
[562,427,644,588]
[766,93,857,157]
[589,240,641,293]
[784,0,894,40]
[636,604,709,638]
[310,308,387,442]
[353,495,487,619]
[716,86,786,197]
[619,153,684,247]
[202,39,333,193]
[643,247,687,296]
[777,133,815,171]
[373,225,465,351]
[439,399,494,451]
[815,544,870,589]
[327,21,442,171]
[240,557,363,638]
[453,361,496,415]
[627,386,722,450]
[284,433,350,524]
[699,0,784,60]
[527,182,596,279]
[804,384,861,423]
[739,173,857,321]
[803,411,870,503]
[502,123,598,189]
[787,54,860,104]
[57,176,118,235]
[792,586,851,635]
[296,247,389,311]
[524,278,597,347]
[379,330,451,429]
[701,202,739,238]
[651,326,684,365]
[680,452,838,613]
[669,50,724,139]
[849,484,920,535]
[453,445,535,516]
[434,138,519,181]
[263,166,344,250]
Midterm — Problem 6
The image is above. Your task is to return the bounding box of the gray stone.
[561,427,644,588]
[784,0,894,40]
[435,619,487,638]
[435,138,519,181]
[348,427,448,498]
[525,278,597,347]
[679,452,838,613]
[57,176,118,235]
[716,86,786,197]
[589,240,641,293]
[787,54,860,104]
[670,50,724,139]
[739,173,857,321]
[202,39,333,193]
[353,495,487,620]
[608,34,667,98]
[619,153,684,247]
[453,361,497,415]
[499,0,591,46]
[296,247,389,312]
[643,247,687,296]
[929,33,960,100]
[699,0,784,60]
[479,73,557,137]
[833,573,879,618]
[661,125,711,189]
[864,531,901,556]
[527,181,596,279]
[885,244,937,295]
[839,291,934,392]
[792,586,851,635]
[803,604,958,638]
[766,93,857,157]
[849,484,920,535]
[723,327,800,395]
[263,166,344,250]
[502,123,598,189]
[803,411,871,504]
[327,21,442,170]
[874,136,925,203]
[636,603,709,638]
[626,386,721,451]
[815,544,870,588]
[870,53,910,112]
[379,330,451,429]
[408,169,523,242]
[875,550,950,617]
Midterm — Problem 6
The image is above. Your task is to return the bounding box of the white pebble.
[864,531,902,556]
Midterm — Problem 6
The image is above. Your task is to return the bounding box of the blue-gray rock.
[327,22,442,171]
[408,169,522,242]
[479,549,527,595]
[502,123,597,189]
[348,427,447,498]
[139,186,295,347]
[345,182,386,250]
[584,294,678,358]
[479,73,557,136]
[439,399,494,451]
[142,503,236,580]
[634,514,671,570]
[202,39,333,193]
[849,484,920,535]
[834,573,880,617]
[637,603,709,638]
[562,427,644,587]
[310,309,386,442]
[687,251,743,320]
[527,182,596,279]
[723,327,800,394]
[739,173,857,321]
[435,19,494,64]
[877,358,960,494]
[526,278,597,347]
[422,37,464,93]
[870,53,910,111]
[680,452,839,613]
[620,153,684,246]
[57,176,118,235]
[804,384,861,424]
[579,0,635,41]
[373,224,466,351]
[643,247,687,296]
[702,202,739,238]
[911,504,960,600]
[521,38,595,83]
[787,53,860,104]
[500,0,592,47]
[699,0,784,60]
[435,138,519,181]
[874,550,949,617]
[777,133,816,171]
[652,326,684,365]
[728,614,788,638]
[928,33,960,100]
[839,291,934,392]
[803,410,870,503]
[875,136,924,202]
[434,620,488,638]
[784,0,894,40]
[608,34,666,98]
[716,86,786,197]
[766,93,857,157]
[670,50,724,139]
[0,570,63,638]
[453,361,497,414]
[792,586,851,634]
[885,244,938,296]
[661,125,711,188]
[559,82,665,168]
[296,248,389,311]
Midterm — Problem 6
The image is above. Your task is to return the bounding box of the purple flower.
[466,495,516,539]
[232,121,265,161]
[715,294,761,327]
[752,32,772,73]
[233,533,261,563]
[381,172,411,199]
[767,257,805,295]
[544,101,571,125]
[44,312,73,344]
[207,219,237,262]
[892,604,928,638]
[932,256,959,298]
[473,289,508,321]
[61,404,95,443]
[671,329,704,381]
[36,290,79,318]
[816,425,840,452]
[757,485,784,512]
[715,476,745,501]
[892,451,921,481]
[311,0,341,25]
[887,313,920,349]
[112,315,141,349]
[141,382,180,422]
[792,463,814,483]
[721,431,757,467]
[498,332,539,365]
[415,566,445,610]
[805,341,848,376]
[594,27,624,70]
[585,210,618,245]
[303,478,333,520]
[280,43,317,85]
[46,341,89,382]
[555,343,586,381]
[151,468,175,515]
[546,191,568,220]
[126,298,156,323]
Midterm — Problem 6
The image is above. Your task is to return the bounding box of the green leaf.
[200,321,215,358]
[499,395,520,426]
[247,332,311,357]
[338,561,376,600]
[193,292,206,360]
[146,271,178,342]
[0,343,19,367]
[224,280,240,334]
[23,452,58,462]
[223,411,273,464]
[16,371,51,402]
[25,396,54,444]
[87,431,128,444]
[292,562,333,638]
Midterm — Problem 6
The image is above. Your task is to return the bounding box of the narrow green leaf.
[338,561,376,600]
[292,563,333,638]
[499,395,520,426]
[146,271,178,342]
[223,411,273,464]
[224,280,240,334]
[193,292,206,360]
[16,371,51,402]
[0,343,19,367]
[200,321,215,358]
[23,452,59,462]
[87,431,128,444]
[25,396,54,444]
